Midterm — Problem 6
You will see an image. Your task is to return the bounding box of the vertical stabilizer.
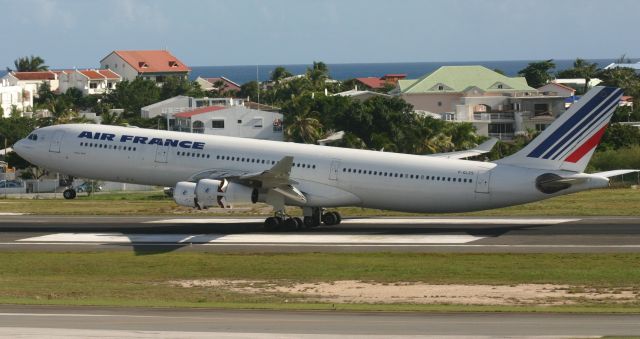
[497,86,622,172]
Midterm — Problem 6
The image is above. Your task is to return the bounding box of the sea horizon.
[0,58,624,86]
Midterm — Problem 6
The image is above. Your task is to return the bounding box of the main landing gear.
[263,207,341,232]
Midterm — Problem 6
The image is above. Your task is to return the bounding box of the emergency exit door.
[49,131,64,153]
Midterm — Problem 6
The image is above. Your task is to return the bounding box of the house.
[173,105,284,141]
[58,69,121,95]
[537,82,576,98]
[1,71,59,93]
[0,78,33,117]
[140,95,245,119]
[100,50,190,82]
[393,66,566,140]
[195,76,241,95]
[354,74,407,90]
[551,78,602,92]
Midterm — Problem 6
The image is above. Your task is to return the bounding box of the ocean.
[0,59,617,85]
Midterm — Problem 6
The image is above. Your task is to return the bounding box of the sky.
[2,0,639,69]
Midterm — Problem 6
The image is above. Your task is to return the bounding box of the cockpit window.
[27,134,38,141]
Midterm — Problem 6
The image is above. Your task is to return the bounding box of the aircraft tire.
[63,189,76,200]
[322,211,338,226]
[264,217,281,231]
[303,216,319,228]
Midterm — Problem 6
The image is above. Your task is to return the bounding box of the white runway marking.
[17,233,484,244]
[144,217,580,225]
[0,212,26,216]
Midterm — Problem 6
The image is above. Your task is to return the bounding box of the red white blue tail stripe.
[526,87,622,163]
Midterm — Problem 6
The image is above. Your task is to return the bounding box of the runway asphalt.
[0,215,639,253]
[0,305,639,337]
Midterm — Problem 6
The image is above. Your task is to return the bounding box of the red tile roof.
[98,69,120,79]
[622,96,633,101]
[104,50,190,74]
[174,105,226,118]
[381,73,407,79]
[203,77,241,91]
[78,70,104,80]
[355,77,385,89]
[11,71,57,81]
[546,82,576,92]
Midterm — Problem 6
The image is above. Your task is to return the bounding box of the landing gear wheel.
[63,189,77,200]
[303,216,320,228]
[264,216,283,231]
[284,217,299,230]
[322,211,341,226]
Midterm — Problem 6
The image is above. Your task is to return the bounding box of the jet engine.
[174,179,258,209]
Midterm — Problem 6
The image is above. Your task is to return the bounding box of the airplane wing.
[188,156,306,203]
[426,138,498,159]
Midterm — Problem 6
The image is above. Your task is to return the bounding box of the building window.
[211,119,225,129]
[156,76,165,83]
[497,84,503,89]
[89,82,97,89]
[107,82,113,89]
[488,123,514,135]
[192,120,205,133]
[253,118,263,128]
[536,123,549,132]
[534,103,550,116]
[237,119,242,124]
[437,101,442,107]
[438,85,444,91]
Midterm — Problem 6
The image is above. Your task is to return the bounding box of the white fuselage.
[14,124,608,213]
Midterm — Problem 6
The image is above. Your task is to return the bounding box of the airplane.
[13,86,637,230]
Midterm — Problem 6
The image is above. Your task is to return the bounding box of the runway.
[0,305,639,337]
[0,215,639,252]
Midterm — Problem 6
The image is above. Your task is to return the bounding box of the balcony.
[473,112,515,121]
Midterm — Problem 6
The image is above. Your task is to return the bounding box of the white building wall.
[100,53,139,81]
[141,96,191,119]
[191,107,284,141]
[0,79,33,117]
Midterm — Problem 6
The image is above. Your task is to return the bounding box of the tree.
[518,59,555,88]
[285,113,323,143]
[239,81,259,101]
[13,55,48,72]
[160,76,204,100]
[557,58,599,94]
[270,66,292,83]
[104,78,161,117]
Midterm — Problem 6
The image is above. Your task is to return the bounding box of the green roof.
[398,65,535,94]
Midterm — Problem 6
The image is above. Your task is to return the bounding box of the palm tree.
[572,58,599,94]
[99,110,127,126]
[13,55,48,72]
[285,113,323,143]
[271,66,292,83]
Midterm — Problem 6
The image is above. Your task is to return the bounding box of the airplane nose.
[12,140,25,156]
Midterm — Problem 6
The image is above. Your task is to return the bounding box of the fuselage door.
[154,144,169,163]
[329,159,340,180]
[49,130,64,153]
[475,170,491,193]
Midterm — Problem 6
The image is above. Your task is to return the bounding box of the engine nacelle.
[220,180,259,208]
[189,179,257,209]
[173,181,197,208]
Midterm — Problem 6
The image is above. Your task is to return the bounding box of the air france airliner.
[13,86,636,230]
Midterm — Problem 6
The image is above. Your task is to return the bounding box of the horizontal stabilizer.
[592,169,640,178]
[427,138,498,159]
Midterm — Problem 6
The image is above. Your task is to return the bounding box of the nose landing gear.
[62,188,77,200]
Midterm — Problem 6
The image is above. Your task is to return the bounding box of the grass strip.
[1,252,640,312]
